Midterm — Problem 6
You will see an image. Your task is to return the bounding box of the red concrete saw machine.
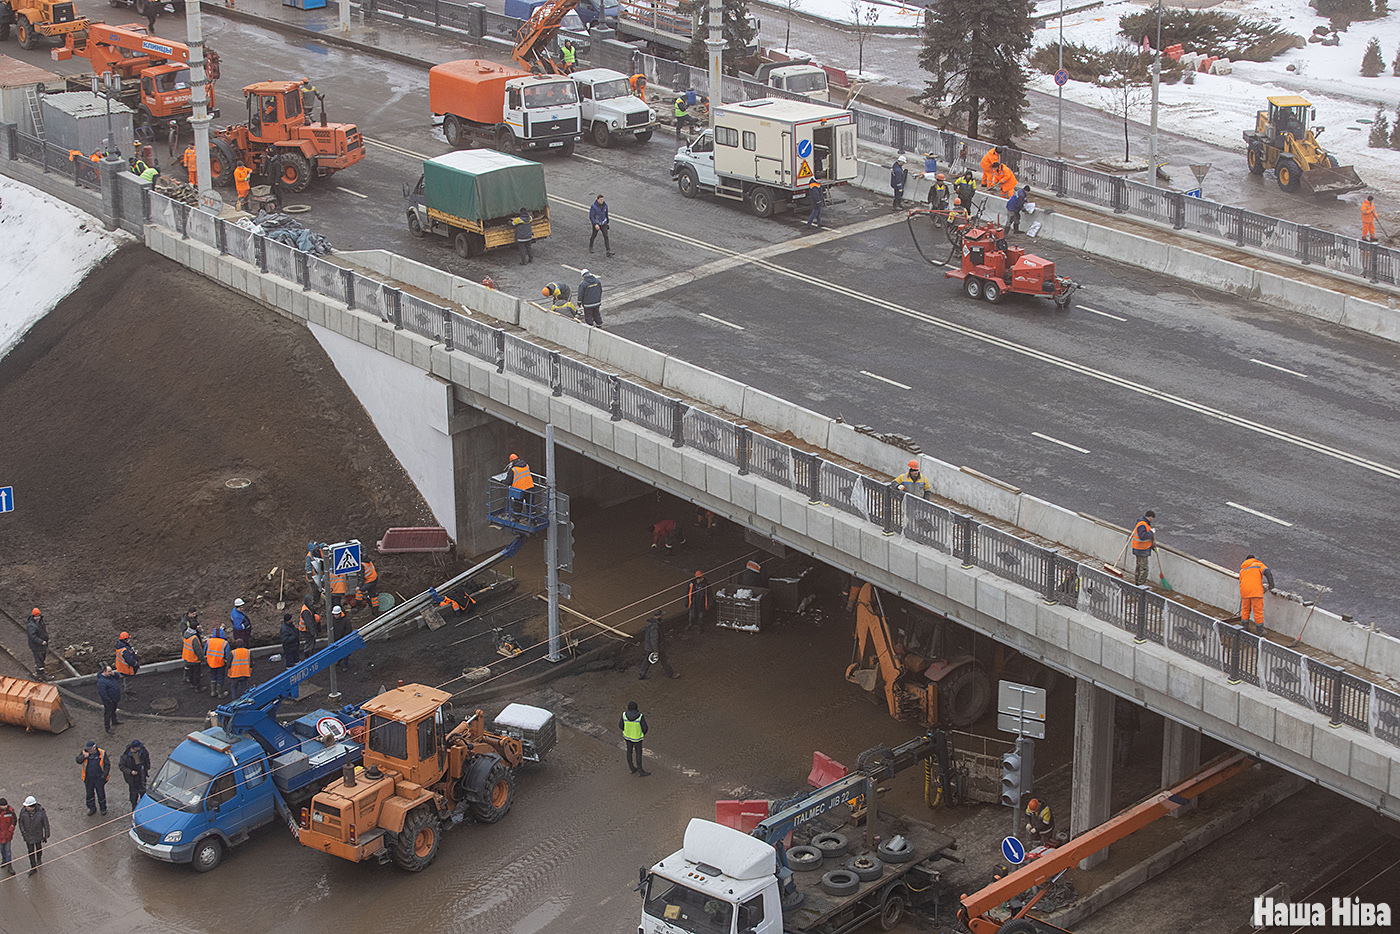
[943,221,1080,308]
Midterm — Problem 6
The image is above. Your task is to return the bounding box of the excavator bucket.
[0,676,73,734]
[1302,163,1363,197]
[846,665,879,692]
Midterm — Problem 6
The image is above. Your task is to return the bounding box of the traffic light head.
[1000,751,1023,807]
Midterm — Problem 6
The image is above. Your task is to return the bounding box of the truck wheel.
[878,891,907,931]
[592,122,612,147]
[746,185,776,218]
[208,141,234,189]
[134,0,146,15]
[444,115,463,149]
[819,869,860,897]
[1276,160,1300,192]
[939,662,992,727]
[998,922,1039,934]
[496,128,518,155]
[470,761,516,823]
[677,168,699,199]
[963,277,983,300]
[983,279,1003,304]
[1246,146,1265,175]
[17,16,37,50]
[845,854,884,882]
[272,151,313,193]
[453,231,471,258]
[787,845,823,871]
[561,137,575,156]
[190,837,223,873]
[634,128,653,143]
[391,807,440,872]
[811,832,850,859]
[408,212,425,238]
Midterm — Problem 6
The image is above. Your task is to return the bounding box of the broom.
[1103,535,1131,578]
[1154,551,1173,592]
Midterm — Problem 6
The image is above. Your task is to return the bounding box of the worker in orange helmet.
[980,146,1002,188]
[114,632,141,696]
[1025,797,1055,844]
[994,162,1018,199]
[687,570,711,625]
[506,453,534,518]
[1238,554,1275,636]
[1361,195,1378,243]
[894,459,931,500]
[27,608,48,681]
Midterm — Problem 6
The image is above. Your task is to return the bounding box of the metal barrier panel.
[1308,661,1371,731]
[482,8,518,38]
[1374,685,1400,748]
[307,256,346,303]
[1247,211,1298,257]
[1013,151,1055,191]
[504,333,552,385]
[903,496,954,553]
[1260,640,1315,709]
[402,293,444,341]
[1165,602,1225,671]
[1077,566,1137,633]
[558,356,611,411]
[617,379,672,435]
[747,432,793,488]
[454,312,498,363]
[15,132,43,166]
[818,461,868,519]
[682,406,741,466]
[1124,179,1172,227]
[853,108,893,149]
[1223,625,1262,687]
[265,239,298,282]
[1182,196,1231,239]
[75,157,101,191]
[1061,164,1114,208]
[355,276,389,321]
[975,524,1047,594]
[439,0,474,30]
[150,192,179,231]
[187,207,219,250]
[225,224,257,265]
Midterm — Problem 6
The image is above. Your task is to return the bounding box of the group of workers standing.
[1131,511,1276,635]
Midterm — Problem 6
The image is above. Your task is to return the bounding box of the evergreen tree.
[682,0,758,76]
[915,0,1036,142]
[1392,43,1400,75]
[1390,106,1400,149]
[1368,106,1389,146]
[1377,0,1389,16]
[1362,35,1385,76]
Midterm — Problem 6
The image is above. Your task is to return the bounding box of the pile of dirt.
[0,246,439,666]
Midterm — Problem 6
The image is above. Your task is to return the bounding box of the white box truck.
[670,98,857,218]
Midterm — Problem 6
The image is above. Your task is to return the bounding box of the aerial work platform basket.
[488,473,550,534]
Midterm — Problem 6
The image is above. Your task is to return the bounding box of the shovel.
[1154,551,1173,592]
[277,569,286,610]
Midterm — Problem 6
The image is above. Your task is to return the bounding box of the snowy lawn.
[0,178,125,360]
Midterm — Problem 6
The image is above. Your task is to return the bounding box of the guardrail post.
[297,251,311,291]
[494,328,505,372]
[1133,584,1150,644]
[956,514,976,568]
[1233,208,1247,247]
[670,399,686,447]
[1171,192,1185,230]
[1,124,15,160]
[141,186,151,221]
[385,287,403,329]
[71,154,80,186]
[1224,624,1243,684]
[881,484,897,536]
[1299,226,1312,265]
[607,374,622,420]
[801,453,821,504]
[442,310,455,351]
[549,351,562,395]
[1040,549,1059,604]
[433,0,441,24]
[1368,242,1380,284]
[254,233,267,271]
[942,131,957,168]
[736,425,750,475]
[1320,664,1345,727]
[890,119,905,152]
[215,218,228,255]
[343,269,356,310]
[1053,160,1067,197]
[179,202,190,240]
[1111,176,1126,214]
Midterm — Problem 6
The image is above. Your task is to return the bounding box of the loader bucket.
[0,677,73,734]
[1302,164,1363,197]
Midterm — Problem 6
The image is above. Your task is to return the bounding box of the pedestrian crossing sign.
[797,159,813,180]
[330,540,361,575]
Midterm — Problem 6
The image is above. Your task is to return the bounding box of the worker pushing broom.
[1107,510,1172,591]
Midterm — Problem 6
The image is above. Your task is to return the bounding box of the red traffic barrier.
[808,751,847,788]
[376,527,454,554]
[739,800,770,832]
[715,799,744,829]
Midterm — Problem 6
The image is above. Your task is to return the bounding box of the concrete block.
[1304,617,1373,674]
[779,496,809,538]
[1165,662,1203,709]
[860,529,890,570]
[306,296,328,328]
[1349,742,1391,790]
[705,464,731,503]
[447,353,473,391]
[806,508,833,546]
[356,314,378,348]
[1236,692,1276,744]
[1017,496,1080,542]
[468,361,493,394]
[915,552,947,595]
[929,467,1020,525]
[1163,245,1258,299]
[1257,270,1345,325]
[832,514,862,560]
[1100,632,1136,680]
[729,474,757,515]
[1042,210,1089,251]
[975,577,1007,622]
[1340,295,1400,343]
[887,539,917,586]
[587,328,667,384]
[741,386,830,450]
[566,404,592,443]
[1364,629,1400,683]
[1004,590,1037,637]
[680,451,708,491]
[613,423,637,462]
[1201,678,1238,726]
[1311,723,1350,775]
[1036,603,1069,647]
[1134,647,1169,695]
[656,443,683,481]
[945,566,977,611]
[827,422,910,477]
[634,435,660,472]
[1273,707,1313,759]
[591,413,616,451]
[1392,758,1400,800]
[755,486,783,524]
[1066,615,1101,666]
[662,357,746,415]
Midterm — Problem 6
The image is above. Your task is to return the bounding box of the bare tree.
[850,0,880,77]
[783,0,801,52]
[1097,48,1152,162]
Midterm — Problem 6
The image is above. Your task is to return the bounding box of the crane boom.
[511,0,580,74]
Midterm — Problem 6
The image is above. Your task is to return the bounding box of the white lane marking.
[572,153,604,164]
[1077,305,1127,322]
[335,186,368,199]
[1032,431,1090,454]
[860,370,912,390]
[1226,501,1294,527]
[559,263,584,273]
[699,312,745,330]
[1250,358,1310,379]
[365,137,427,159]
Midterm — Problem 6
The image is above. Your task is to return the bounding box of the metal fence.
[140,186,1400,754]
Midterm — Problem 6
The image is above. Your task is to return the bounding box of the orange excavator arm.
[959,751,1257,933]
[511,0,580,74]
[845,583,906,718]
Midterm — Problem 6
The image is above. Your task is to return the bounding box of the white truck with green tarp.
[404,149,551,258]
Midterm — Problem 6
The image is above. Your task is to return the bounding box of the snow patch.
[0,178,125,360]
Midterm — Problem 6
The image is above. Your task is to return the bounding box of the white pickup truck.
[572,67,656,147]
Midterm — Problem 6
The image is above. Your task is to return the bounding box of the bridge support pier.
[1161,719,1202,818]
[1071,679,1115,869]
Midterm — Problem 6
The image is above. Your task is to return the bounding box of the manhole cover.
[283,204,312,214]
[150,696,178,714]
[463,666,492,682]
[225,477,252,490]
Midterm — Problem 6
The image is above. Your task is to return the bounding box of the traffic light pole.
[545,423,561,663]
[1002,734,1036,845]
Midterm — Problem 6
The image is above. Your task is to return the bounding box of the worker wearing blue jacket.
[588,194,612,256]
[1005,185,1030,234]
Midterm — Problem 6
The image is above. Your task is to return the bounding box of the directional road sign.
[1001,835,1026,865]
[998,680,1047,739]
[1185,188,1202,198]
[0,486,12,513]
[797,138,813,159]
[1054,69,1069,86]
[330,540,361,576]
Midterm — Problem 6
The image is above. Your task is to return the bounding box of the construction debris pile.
[240,211,335,254]
[153,175,200,205]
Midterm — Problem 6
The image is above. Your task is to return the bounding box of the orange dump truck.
[428,58,581,156]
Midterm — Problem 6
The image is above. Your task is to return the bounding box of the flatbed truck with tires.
[430,58,581,156]
[670,97,856,219]
[405,149,551,258]
[639,733,958,934]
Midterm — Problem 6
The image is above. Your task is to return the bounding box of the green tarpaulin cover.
[423,150,548,222]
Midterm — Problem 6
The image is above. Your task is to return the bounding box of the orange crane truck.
[297,687,553,871]
[55,24,219,129]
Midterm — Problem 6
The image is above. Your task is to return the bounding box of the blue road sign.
[330,541,361,576]
[1001,835,1026,865]
[1054,69,1069,87]
[0,486,11,513]
[1185,188,1202,198]
[797,138,813,159]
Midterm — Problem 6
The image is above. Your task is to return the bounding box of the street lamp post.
[1057,0,1063,158]
[1147,0,1162,187]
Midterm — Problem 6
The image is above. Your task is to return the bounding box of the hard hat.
[23,796,36,807]
[332,606,344,616]
[953,197,962,206]
[898,155,908,164]
[936,173,945,180]
[695,570,704,577]
[580,268,590,277]
[542,286,552,297]
[31,607,41,617]
[509,454,518,461]
[234,598,245,607]
[119,631,130,640]
[908,460,919,469]
[1027,797,1040,810]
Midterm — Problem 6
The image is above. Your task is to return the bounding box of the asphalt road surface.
[9,7,1400,635]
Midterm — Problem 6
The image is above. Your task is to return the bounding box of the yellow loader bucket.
[1302,163,1364,197]
[0,677,73,734]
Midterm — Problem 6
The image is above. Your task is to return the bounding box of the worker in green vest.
[131,159,158,184]
[618,700,649,776]
[560,39,576,72]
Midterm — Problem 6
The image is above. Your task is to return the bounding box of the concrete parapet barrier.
[741,385,831,449]
[333,249,396,278]
[586,326,668,385]
[661,356,748,414]
[925,465,1020,525]
[1340,294,1400,341]
[826,422,914,476]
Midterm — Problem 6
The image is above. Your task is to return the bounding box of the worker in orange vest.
[629,73,647,101]
[114,632,140,696]
[205,628,229,699]
[299,595,320,657]
[1130,511,1156,585]
[228,644,252,699]
[687,570,711,625]
[991,162,1018,199]
[233,164,252,210]
[181,623,205,692]
[980,146,1002,188]
[1361,195,1378,242]
[182,146,197,186]
[360,560,380,612]
[507,453,535,517]
[1238,555,1275,635]
[327,565,350,612]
